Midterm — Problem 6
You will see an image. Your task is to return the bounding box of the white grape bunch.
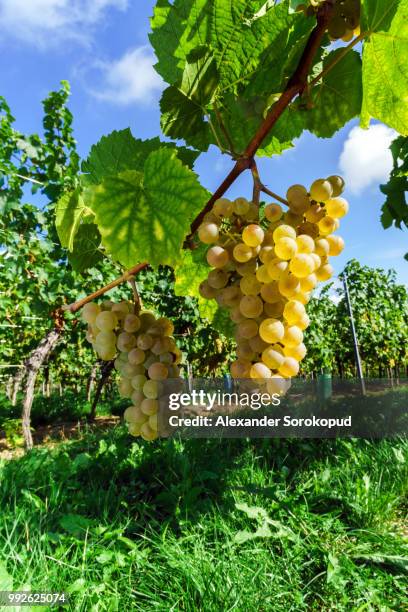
[197,175,348,393]
[82,300,182,442]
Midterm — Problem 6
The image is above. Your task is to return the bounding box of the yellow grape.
[305,203,325,223]
[297,313,310,330]
[124,314,141,333]
[237,341,256,361]
[234,197,250,215]
[140,423,158,441]
[309,253,322,271]
[282,325,303,347]
[237,319,259,339]
[148,414,158,432]
[231,359,251,378]
[326,197,349,219]
[207,269,229,289]
[95,310,118,332]
[239,295,264,318]
[273,224,297,242]
[326,234,345,256]
[136,333,154,350]
[118,377,133,398]
[213,197,233,217]
[240,274,262,296]
[300,273,318,292]
[141,398,159,416]
[233,243,254,263]
[264,203,283,222]
[314,238,330,256]
[267,376,290,396]
[262,346,284,369]
[291,289,311,305]
[278,273,300,298]
[327,175,345,197]
[283,300,306,325]
[82,302,101,324]
[250,362,272,380]
[296,234,315,254]
[275,237,298,260]
[315,263,334,281]
[259,246,275,263]
[264,300,285,318]
[318,216,337,236]
[124,405,146,424]
[259,318,285,343]
[207,246,229,268]
[284,343,307,361]
[148,363,168,381]
[198,222,220,244]
[131,374,147,390]
[289,254,315,278]
[128,422,142,437]
[117,332,137,352]
[256,265,272,284]
[131,390,144,405]
[260,282,281,303]
[286,184,310,214]
[284,211,303,226]
[242,224,265,247]
[266,258,288,280]
[279,357,300,377]
[310,178,333,202]
[248,334,269,353]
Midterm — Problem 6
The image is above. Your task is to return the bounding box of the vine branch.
[188,0,334,237]
[63,262,148,314]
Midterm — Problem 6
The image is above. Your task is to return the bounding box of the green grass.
[0,422,407,611]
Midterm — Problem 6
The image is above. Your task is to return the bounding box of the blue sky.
[0,0,406,285]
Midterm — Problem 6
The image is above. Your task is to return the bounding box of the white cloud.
[0,0,128,47]
[84,46,163,106]
[339,124,397,194]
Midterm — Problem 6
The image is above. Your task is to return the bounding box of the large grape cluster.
[198,175,348,394]
[82,300,182,441]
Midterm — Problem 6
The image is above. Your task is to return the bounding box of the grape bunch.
[298,0,360,42]
[82,300,182,441]
[197,175,348,394]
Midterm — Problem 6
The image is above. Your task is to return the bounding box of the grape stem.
[250,159,289,207]
[128,276,143,313]
[62,262,149,313]
[187,0,335,238]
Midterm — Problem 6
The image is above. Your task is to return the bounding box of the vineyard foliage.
[1,0,408,393]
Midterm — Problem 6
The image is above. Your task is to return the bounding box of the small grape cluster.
[82,300,182,441]
[198,175,348,394]
[298,0,360,42]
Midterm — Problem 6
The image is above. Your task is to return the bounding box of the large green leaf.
[68,223,104,273]
[90,148,210,268]
[306,49,362,137]
[55,189,89,251]
[82,128,200,184]
[361,0,408,134]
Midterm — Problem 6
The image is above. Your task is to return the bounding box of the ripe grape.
[198,222,219,244]
[240,295,264,318]
[82,302,101,324]
[278,273,300,298]
[310,179,333,202]
[255,265,272,284]
[250,362,272,380]
[237,319,259,339]
[283,300,306,325]
[282,325,303,347]
[315,263,334,281]
[233,243,254,263]
[314,238,330,256]
[262,346,284,369]
[124,314,141,333]
[266,258,288,280]
[95,310,118,332]
[275,237,298,260]
[284,343,307,361]
[213,197,233,217]
[234,197,250,216]
[273,224,297,242]
[327,175,345,197]
[207,269,229,289]
[325,197,349,219]
[289,254,315,278]
[207,245,229,268]
[148,363,168,381]
[264,203,282,222]
[240,274,262,296]
[326,235,345,256]
[242,224,265,247]
[318,216,337,235]
[259,318,285,343]
[279,357,300,377]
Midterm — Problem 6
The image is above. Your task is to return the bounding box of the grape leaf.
[361,0,408,134]
[55,189,90,251]
[89,149,210,268]
[68,223,103,273]
[149,0,212,86]
[160,87,213,151]
[82,128,200,184]
[380,136,408,230]
[306,49,362,138]
[361,0,401,32]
